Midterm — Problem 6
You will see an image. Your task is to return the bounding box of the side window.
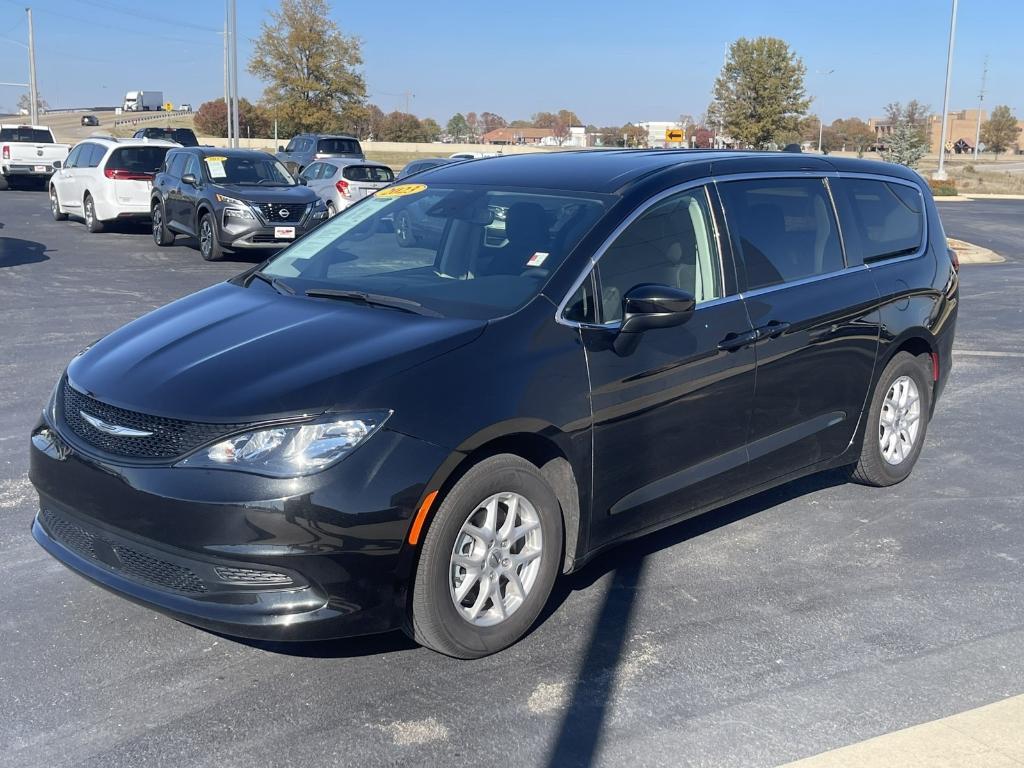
[301,162,321,181]
[321,164,338,179]
[183,154,201,180]
[284,140,297,153]
[718,177,844,291]
[840,178,924,262]
[166,152,187,178]
[85,144,105,168]
[65,145,83,169]
[595,187,722,323]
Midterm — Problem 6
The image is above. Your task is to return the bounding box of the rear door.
[715,174,880,486]
[105,145,170,209]
[568,183,758,546]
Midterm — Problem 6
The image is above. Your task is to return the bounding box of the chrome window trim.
[834,171,930,267]
[555,179,727,328]
[739,264,868,299]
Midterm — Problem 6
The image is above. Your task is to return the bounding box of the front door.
[715,175,880,486]
[572,184,759,547]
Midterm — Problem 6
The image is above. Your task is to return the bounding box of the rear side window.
[107,146,170,174]
[719,177,844,291]
[84,144,106,168]
[342,165,394,183]
[318,138,360,155]
[0,127,54,142]
[840,178,924,262]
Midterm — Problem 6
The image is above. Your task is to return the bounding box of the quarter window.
[719,177,844,291]
[840,178,924,261]
[595,187,722,323]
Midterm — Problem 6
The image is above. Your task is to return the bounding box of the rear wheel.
[151,202,174,246]
[852,351,932,487]
[0,174,9,191]
[408,454,563,658]
[198,213,223,261]
[83,193,103,233]
[50,186,67,221]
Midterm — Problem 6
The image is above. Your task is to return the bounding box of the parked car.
[179,103,193,113]
[150,147,327,260]
[80,115,100,127]
[298,158,394,215]
[131,127,199,147]
[449,151,499,160]
[397,157,456,179]
[29,151,957,658]
[0,124,70,190]
[275,133,364,175]
[48,137,174,230]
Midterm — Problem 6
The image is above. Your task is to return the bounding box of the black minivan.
[30,151,958,658]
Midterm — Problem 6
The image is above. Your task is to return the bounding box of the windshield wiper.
[304,288,441,317]
[249,271,295,295]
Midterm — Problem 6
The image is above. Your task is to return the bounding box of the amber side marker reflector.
[408,490,438,546]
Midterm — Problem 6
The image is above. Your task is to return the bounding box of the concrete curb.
[948,238,1005,264]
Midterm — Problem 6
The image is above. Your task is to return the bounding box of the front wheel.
[852,351,932,487]
[50,186,68,221]
[198,213,223,261]
[408,454,563,658]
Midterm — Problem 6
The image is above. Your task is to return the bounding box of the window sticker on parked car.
[526,252,549,267]
[376,183,427,198]
[204,156,228,179]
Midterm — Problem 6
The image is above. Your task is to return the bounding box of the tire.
[151,202,174,246]
[0,174,8,191]
[395,211,414,247]
[198,212,223,261]
[326,201,336,218]
[83,193,103,233]
[50,186,67,221]
[409,454,563,659]
[852,351,932,487]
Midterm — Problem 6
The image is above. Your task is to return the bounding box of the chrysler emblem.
[80,411,153,437]
[278,208,290,219]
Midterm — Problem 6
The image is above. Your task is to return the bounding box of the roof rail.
[86,132,118,141]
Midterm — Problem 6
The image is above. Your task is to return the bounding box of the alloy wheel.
[879,374,921,465]
[200,218,212,258]
[449,492,543,627]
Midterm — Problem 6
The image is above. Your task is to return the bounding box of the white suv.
[49,137,176,232]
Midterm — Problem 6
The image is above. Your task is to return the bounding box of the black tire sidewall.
[413,456,563,658]
[863,352,932,484]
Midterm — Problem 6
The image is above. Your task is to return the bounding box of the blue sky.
[1,0,1021,125]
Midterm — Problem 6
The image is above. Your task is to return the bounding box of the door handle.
[718,328,762,351]
[760,320,790,339]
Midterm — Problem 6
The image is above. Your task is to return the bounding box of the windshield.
[204,154,295,186]
[260,184,610,320]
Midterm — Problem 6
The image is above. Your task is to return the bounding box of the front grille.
[61,382,247,460]
[40,508,207,594]
[258,202,308,223]
[214,566,293,586]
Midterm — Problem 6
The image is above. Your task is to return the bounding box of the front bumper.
[29,417,451,641]
[219,206,327,249]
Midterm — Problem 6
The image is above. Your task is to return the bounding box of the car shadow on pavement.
[0,236,50,268]
[542,466,853,768]
[214,627,419,658]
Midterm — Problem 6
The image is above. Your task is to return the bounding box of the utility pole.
[934,0,958,181]
[222,21,231,145]
[228,0,239,147]
[974,56,988,160]
[26,7,39,125]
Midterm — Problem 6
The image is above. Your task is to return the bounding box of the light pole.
[934,0,959,181]
[26,8,39,125]
[973,56,987,159]
[816,69,834,153]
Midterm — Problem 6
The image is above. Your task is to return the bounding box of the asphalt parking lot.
[1,191,1022,768]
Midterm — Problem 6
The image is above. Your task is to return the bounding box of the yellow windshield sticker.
[376,183,427,198]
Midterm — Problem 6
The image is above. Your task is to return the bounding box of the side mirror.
[52,160,62,169]
[297,176,307,185]
[181,173,197,187]
[620,284,695,334]
[278,145,285,153]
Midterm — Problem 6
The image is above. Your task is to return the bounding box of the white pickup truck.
[1,124,70,190]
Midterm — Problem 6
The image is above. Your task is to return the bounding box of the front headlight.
[176,411,390,477]
[216,194,255,220]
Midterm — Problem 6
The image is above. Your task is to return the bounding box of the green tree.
[377,112,427,142]
[508,119,533,129]
[708,37,810,148]
[420,117,442,142]
[194,98,271,138]
[980,105,1021,157]
[446,113,470,141]
[248,0,366,137]
[880,101,930,168]
[830,117,876,153]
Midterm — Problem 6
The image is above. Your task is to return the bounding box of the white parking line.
[954,350,1024,358]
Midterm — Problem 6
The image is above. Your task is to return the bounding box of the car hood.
[211,184,319,205]
[67,281,486,422]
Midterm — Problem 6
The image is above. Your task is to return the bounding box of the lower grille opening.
[214,566,293,586]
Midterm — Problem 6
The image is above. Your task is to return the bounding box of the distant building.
[868,108,1024,152]
[482,127,555,145]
